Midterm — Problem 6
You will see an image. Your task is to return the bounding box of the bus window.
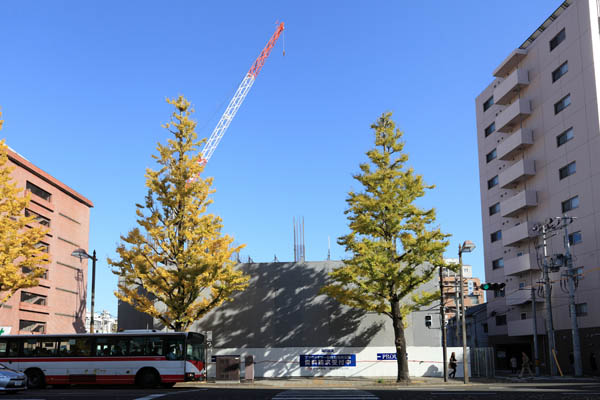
[146,337,163,356]
[129,337,145,356]
[23,339,41,356]
[7,341,19,357]
[39,339,58,356]
[59,338,91,356]
[164,337,184,360]
[95,337,128,356]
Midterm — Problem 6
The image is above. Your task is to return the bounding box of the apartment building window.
[552,61,568,82]
[519,282,525,289]
[20,291,47,306]
[520,312,527,320]
[489,202,500,216]
[486,149,497,163]
[483,96,494,111]
[559,161,576,179]
[490,230,502,243]
[495,315,507,326]
[561,195,579,213]
[557,127,574,147]
[25,209,50,227]
[482,323,488,333]
[494,287,505,298]
[35,242,49,253]
[492,258,504,269]
[488,175,499,189]
[19,320,46,334]
[554,94,571,114]
[549,28,566,51]
[568,230,582,245]
[575,303,588,317]
[469,295,480,305]
[484,122,496,137]
[26,181,51,202]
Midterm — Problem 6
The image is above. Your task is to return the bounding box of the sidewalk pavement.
[178,374,600,389]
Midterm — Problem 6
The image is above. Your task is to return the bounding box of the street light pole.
[458,240,475,384]
[439,265,448,382]
[71,248,97,334]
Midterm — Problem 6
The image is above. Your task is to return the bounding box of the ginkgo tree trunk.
[109,96,249,332]
[0,112,50,304]
[321,112,450,383]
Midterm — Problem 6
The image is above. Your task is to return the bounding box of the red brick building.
[0,146,93,334]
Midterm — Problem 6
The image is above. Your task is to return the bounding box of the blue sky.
[1,1,564,315]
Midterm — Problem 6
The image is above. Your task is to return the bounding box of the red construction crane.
[198,22,284,166]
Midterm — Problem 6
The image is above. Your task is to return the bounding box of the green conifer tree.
[322,112,450,382]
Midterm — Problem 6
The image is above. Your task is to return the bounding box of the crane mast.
[198,22,284,165]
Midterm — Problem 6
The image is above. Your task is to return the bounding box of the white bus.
[0,331,206,388]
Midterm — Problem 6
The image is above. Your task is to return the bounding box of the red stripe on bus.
[44,374,185,384]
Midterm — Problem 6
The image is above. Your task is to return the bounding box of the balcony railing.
[501,190,537,218]
[498,129,533,160]
[499,159,535,188]
[505,253,537,276]
[496,98,531,133]
[502,221,535,247]
[494,68,529,105]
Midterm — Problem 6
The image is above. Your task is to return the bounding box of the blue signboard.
[377,353,397,360]
[299,354,356,367]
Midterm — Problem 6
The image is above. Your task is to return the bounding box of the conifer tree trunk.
[391,298,410,383]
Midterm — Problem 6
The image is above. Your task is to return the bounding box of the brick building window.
[26,181,51,202]
[20,291,47,306]
[25,209,50,227]
[19,320,46,334]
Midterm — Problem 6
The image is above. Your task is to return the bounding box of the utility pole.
[440,265,448,382]
[539,223,558,376]
[531,287,540,376]
[562,216,583,377]
[455,272,460,344]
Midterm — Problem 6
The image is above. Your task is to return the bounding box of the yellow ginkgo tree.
[109,96,249,332]
[0,111,50,304]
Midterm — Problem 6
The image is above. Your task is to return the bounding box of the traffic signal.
[479,282,506,290]
[425,315,432,328]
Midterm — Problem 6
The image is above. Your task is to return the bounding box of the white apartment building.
[476,0,600,375]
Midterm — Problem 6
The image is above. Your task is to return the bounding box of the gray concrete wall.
[118,261,443,348]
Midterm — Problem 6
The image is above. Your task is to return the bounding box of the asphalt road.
[2,384,600,400]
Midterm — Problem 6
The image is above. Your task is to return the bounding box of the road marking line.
[134,394,168,400]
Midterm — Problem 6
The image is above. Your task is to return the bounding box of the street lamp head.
[71,248,90,260]
[460,240,476,253]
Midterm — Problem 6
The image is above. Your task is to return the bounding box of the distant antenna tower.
[293,217,306,262]
[327,236,331,261]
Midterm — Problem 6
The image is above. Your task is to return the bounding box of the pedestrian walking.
[510,355,518,374]
[449,352,457,379]
[519,352,533,378]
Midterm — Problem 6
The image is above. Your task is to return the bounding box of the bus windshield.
[186,333,204,362]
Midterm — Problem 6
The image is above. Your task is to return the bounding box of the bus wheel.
[25,368,46,389]
[161,382,176,388]
[136,368,159,388]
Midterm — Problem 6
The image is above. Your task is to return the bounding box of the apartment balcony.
[493,49,528,78]
[499,159,535,188]
[494,68,529,105]
[496,98,531,133]
[508,316,545,337]
[501,190,537,218]
[498,129,533,160]
[505,253,536,276]
[502,221,535,247]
